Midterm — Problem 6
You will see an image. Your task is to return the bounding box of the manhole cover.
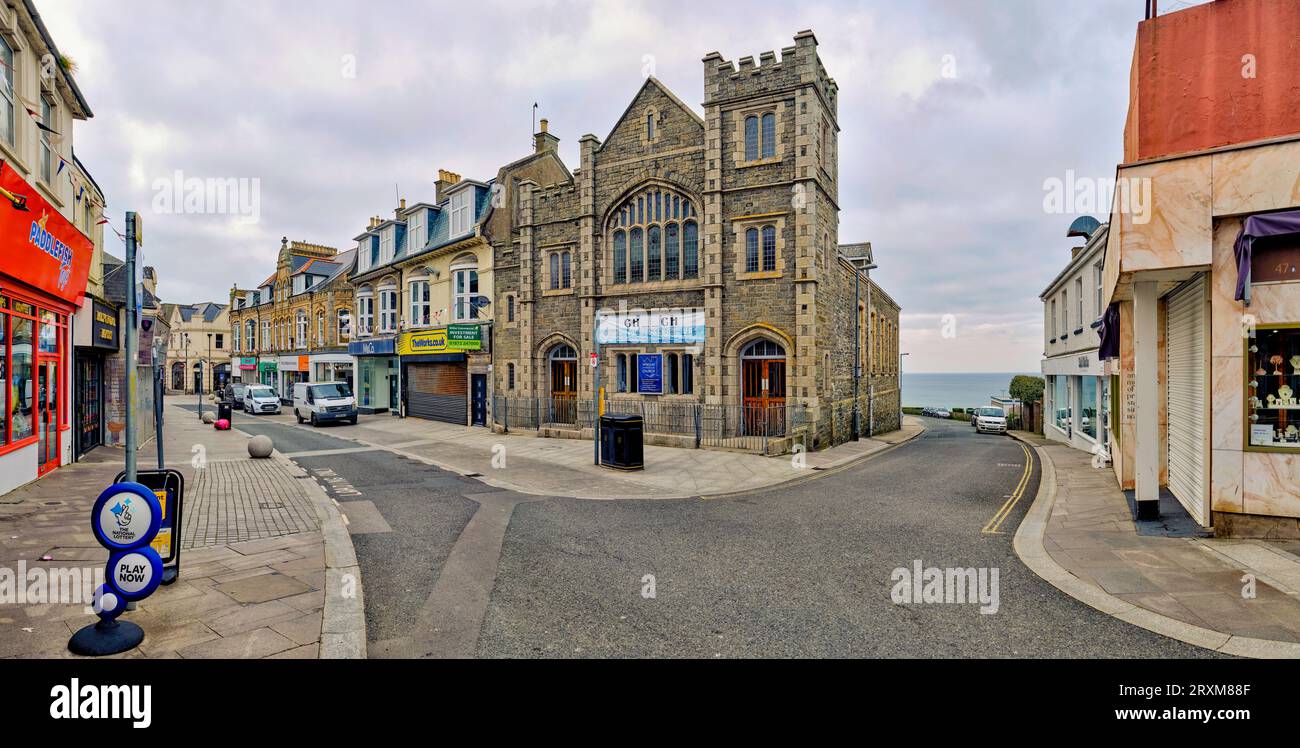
[258,502,286,509]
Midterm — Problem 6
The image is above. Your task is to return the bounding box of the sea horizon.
[900,371,1039,410]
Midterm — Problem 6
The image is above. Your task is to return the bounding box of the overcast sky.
[40,0,1162,373]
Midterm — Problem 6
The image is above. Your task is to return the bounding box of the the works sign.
[398,324,482,356]
[0,161,93,305]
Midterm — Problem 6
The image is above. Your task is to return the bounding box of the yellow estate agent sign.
[398,324,482,355]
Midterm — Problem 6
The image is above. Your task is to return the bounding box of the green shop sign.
[258,361,278,372]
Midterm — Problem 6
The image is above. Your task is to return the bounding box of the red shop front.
[0,161,93,494]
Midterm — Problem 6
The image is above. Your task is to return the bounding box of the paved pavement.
[1012,431,1300,657]
[0,402,356,659]
[241,411,1215,657]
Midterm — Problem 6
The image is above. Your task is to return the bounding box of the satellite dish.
[1067,215,1101,240]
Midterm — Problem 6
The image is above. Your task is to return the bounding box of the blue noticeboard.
[638,354,663,394]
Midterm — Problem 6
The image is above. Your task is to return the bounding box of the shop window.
[1052,375,1070,432]
[1247,325,1300,450]
[10,312,34,444]
[1079,376,1097,440]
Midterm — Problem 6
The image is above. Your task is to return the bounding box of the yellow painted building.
[228,238,356,398]
[347,170,494,421]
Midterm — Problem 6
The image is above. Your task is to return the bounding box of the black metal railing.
[493,396,809,455]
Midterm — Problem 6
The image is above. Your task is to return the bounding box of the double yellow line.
[982,442,1033,535]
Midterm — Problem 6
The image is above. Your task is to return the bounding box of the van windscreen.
[310,383,352,399]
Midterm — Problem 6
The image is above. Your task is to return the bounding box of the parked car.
[933,408,951,419]
[973,407,1008,434]
[222,382,248,410]
[293,381,358,426]
[243,385,282,415]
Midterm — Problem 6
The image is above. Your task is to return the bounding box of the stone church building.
[489,30,901,451]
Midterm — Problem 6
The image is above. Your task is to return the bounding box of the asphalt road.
[222,408,1214,658]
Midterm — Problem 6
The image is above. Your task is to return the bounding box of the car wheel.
[310,413,318,427]
[296,409,304,424]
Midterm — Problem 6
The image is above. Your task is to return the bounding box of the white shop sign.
[596,307,705,345]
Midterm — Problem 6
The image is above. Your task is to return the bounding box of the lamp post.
[207,333,214,397]
[899,352,910,417]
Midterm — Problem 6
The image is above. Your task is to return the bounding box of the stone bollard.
[201,411,216,424]
[247,434,273,459]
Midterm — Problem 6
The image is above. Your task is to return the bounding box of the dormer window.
[408,209,426,251]
[450,190,473,237]
[379,227,394,264]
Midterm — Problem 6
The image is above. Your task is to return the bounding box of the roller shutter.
[1165,276,1207,525]
[406,362,467,424]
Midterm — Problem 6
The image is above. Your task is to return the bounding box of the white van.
[293,381,358,426]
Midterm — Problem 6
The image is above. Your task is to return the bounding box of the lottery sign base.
[68,618,145,657]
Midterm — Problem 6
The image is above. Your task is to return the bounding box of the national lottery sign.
[596,307,705,345]
[89,482,165,618]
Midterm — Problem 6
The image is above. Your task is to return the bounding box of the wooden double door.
[550,358,577,424]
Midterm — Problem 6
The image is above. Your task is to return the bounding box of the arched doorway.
[547,343,578,424]
[192,362,203,394]
[741,339,786,434]
[171,362,185,391]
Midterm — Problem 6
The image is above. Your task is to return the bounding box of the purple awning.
[1233,209,1300,307]
[1098,302,1120,361]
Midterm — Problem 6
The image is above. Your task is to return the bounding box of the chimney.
[534,118,559,154]
[435,169,462,203]
[396,197,406,219]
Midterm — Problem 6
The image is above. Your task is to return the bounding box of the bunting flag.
[24,106,58,135]
[57,156,65,175]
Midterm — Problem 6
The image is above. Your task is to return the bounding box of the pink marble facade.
[1108,138,1300,525]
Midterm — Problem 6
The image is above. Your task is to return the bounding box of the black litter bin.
[600,414,644,470]
[217,400,233,423]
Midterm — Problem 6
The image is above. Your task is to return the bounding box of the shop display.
[1247,325,1300,449]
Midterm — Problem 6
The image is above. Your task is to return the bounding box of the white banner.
[596,307,705,345]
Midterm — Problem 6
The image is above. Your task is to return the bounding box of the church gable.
[599,77,705,160]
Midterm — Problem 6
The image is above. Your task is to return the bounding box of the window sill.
[0,140,28,175]
[738,156,782,169]
[736,269,783,281]
[542,288,574,297]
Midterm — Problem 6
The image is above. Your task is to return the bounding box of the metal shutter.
[407,362,467,424]
[1165,276,1207,525]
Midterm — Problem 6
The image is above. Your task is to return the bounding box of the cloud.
[39,0,1144,370]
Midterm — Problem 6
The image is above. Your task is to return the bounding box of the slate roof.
[102,260,160,310]
[350,181,493,282]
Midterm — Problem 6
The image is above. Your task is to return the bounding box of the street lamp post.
[899,352,910,417]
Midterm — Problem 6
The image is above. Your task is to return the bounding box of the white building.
[1041,218,1111,457]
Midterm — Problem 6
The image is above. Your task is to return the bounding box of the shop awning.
[1098,302,1120,361]
[1233,208,1300,307]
